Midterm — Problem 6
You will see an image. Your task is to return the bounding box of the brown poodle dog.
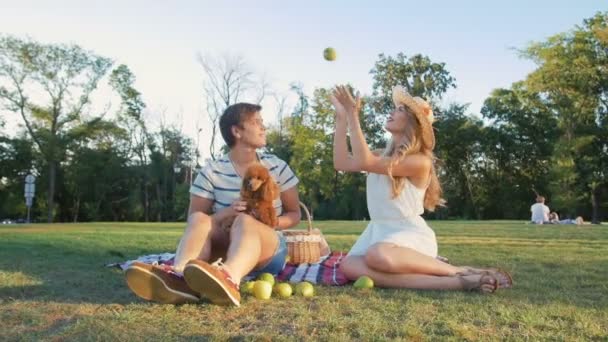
[221,164,279,231]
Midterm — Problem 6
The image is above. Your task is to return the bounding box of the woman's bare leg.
[340,256,487,290]
[364,243,465,276]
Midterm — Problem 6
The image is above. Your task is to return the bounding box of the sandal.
[458,266,513,289]
[458,272,498,294]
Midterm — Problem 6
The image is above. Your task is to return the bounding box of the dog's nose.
[248,178,264,191]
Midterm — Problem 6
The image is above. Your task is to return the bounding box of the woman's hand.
[333,85,361,121]
[330,90,347,122]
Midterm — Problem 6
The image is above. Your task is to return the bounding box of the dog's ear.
[240,173,251,199]
[261,178,280,202]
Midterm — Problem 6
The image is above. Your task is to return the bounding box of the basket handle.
[299,201,313,233]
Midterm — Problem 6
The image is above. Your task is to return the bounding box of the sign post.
[24,174,36,223]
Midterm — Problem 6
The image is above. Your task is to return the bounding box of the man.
[125,103,301,306]
[531,196,550,224]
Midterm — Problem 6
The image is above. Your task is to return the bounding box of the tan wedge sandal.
[459,267,513,289]
[457,272,499,294]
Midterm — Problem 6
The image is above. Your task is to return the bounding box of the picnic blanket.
[107,251,350,286]
[107,252,450,286]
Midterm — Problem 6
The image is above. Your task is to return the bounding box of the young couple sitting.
[531,195,585,225]
[125,86,513,307]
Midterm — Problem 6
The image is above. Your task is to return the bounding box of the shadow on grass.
[0,239,168,305]
[1,228,607,311]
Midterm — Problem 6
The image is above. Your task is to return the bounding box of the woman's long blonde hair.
[384,111,445,211]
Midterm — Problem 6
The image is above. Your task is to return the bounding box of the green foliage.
[370,52,456,113]
[521,11,608,222]
[0,35,113,222]
[2,11,608,222]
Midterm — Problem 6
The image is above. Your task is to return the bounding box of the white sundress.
[347,173,438,258]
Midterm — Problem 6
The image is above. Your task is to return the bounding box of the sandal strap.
[458,267,513,289]
[458,272,498,293]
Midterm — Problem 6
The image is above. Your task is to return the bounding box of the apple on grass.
[257,272,275,286]
[295,281,315,297]
[273,283,293,298]
[241,280,255,294]
[253,280,273,300]
[354,275,374,290]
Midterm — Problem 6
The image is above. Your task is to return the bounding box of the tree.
[64,140,131,222]
[522,12,608,222]
[0,134,38,219]
[149,125,193,221]
[369,52,456,149]
[370,53,456,112]
[197,53,267,159]
[0,35,113,222]
[432,104,487,218]
[265,92,293,163]
[478,83,560,218]
[109,64,154,221]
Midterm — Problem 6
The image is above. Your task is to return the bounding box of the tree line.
[1,12,606,223]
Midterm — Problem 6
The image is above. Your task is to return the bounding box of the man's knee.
[230,213,251,232]
[232,213,256,228]
[187,212,212,231]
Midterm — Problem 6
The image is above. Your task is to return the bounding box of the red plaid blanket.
[107,251,350,286]
[108,252,449,286]
[276,252,349,285]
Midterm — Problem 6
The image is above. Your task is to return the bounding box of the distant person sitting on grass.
[125,103,301,306]
[548,212,585,225]
[531,195,550,224]
[331,85,512,293]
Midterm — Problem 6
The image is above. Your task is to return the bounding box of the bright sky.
[0,0,603,161]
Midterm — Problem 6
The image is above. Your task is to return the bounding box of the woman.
[125,103,301,306]
[331,85,512,293]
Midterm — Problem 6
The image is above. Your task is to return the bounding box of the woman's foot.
[457,273,498,294]
[458,266,513,289]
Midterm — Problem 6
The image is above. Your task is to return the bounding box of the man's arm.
[275,186,301,230]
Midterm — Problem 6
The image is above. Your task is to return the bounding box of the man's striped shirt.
[189,152,299,215]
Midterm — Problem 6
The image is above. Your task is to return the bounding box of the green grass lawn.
[1,221,607,341]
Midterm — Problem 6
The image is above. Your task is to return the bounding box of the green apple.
[353,275,374,290]
[295,281,315,297]
[257,273,275,286]
[241,280,255,294]
[323,47,337,61]
[253,280,273,300]
[274,283,293,298]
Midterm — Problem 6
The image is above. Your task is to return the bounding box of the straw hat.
[392,85,435,149]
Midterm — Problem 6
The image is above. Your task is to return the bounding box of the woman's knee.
[364,244,395,270]
[339,257,362,281]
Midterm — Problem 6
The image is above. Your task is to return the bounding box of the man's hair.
[219,103,262,147]
[536,196,545,203]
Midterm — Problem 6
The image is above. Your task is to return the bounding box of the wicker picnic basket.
[282,202,322,264]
